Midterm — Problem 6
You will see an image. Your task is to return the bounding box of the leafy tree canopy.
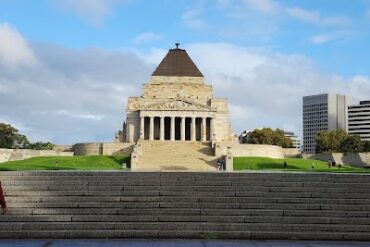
[0,123,29,149]
[0,123,54,150]
[362,141,370,152]
[27,142,55,150]
[315,129,364,153]
[242,128,293,148]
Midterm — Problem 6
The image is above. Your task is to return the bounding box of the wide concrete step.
[3,214,370,225]
[6,195,370,205]
[6,202,370,211]
[3,208,370,218]
[4,184,370,192]
[2,171,370,180]
[5,190,370,200]
[0,229,370,241]
[1,222,370,232]
[3,179,370,188]
[2,175,370,185]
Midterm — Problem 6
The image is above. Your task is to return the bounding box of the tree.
[0,123,29,149]
[340,135,362,153]
[315,130,331,153]
[242,128,293,148]
[315,129,348,153]
[274,129,294,148]
[316,129,363,153]
[329,129,347,152]
[362,141,370,152]
[27,142,54,150]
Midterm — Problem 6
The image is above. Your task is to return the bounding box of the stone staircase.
[134,141,217,171]
[1,171,370,240]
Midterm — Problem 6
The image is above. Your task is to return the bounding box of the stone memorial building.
[124,44,233,144]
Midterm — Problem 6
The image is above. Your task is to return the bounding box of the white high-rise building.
[303,94,350,153]
[348,101,370,141]
[284,131,301,151]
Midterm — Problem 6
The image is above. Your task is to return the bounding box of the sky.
[0,0,370,144]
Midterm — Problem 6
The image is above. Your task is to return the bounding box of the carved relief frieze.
[143,99,216,112]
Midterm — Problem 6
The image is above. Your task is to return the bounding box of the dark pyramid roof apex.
[152,44,203,77]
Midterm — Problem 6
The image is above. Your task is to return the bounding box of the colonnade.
[140,116,213,142]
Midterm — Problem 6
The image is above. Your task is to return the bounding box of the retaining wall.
[215,143,284,159]
[0,148,74,163]
[303,152,370,168]
[72,142,134,156]
[282,148,302,158]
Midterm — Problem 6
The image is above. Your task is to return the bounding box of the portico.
[140,114,213,142]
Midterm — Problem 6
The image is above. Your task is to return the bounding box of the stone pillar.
[210,118,214,142]
[181,117,186,141]
[170,116,175,141]
[191,117,196,141]
[160,117,164,141]
[226,146,234,172]
[202,117,207,142]
[149,117,154,141]
[140,117,144,140]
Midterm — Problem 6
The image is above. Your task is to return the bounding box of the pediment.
[144,99,214,111]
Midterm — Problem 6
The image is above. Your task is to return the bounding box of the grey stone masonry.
[1,171,370,240]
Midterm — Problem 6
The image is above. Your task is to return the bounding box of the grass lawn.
[0,155,130,171]
[234,157,370,173]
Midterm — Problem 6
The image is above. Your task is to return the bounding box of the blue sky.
[2,0,369,75]
[0,0,370,144]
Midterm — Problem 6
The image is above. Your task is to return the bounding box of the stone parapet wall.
[150,76,204,84]
[302,152,370,167]
[53,145,73,152]
[142,82,213,99]
[0,148,74,163]
[282,148,302,158]
[215,143,284,159]
[73,142,134,156]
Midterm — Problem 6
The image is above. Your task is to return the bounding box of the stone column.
[210,118,214,142]
[181,117,186,141]
[202,117,207,142]
[170,116,175,141]
[140,117,144,140]
[160,117,164,141]
[191,117,196,141]
[149,117,154,141]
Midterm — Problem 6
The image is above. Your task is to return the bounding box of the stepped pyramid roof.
[152,44,203,77]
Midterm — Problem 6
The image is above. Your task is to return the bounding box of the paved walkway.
[0,240,369,247]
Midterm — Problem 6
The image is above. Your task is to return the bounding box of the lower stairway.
[135,141,217,171]
[1,171,370,240]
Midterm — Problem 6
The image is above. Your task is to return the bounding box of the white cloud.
[0,23,38,68]
[55,110,105,121]
[286,7,352,27]
[54,0,128,27]
[135,48,167,65]
[0,27,153,144]
[310,34,333,44]
[242,0,280,14]
[133,32,163,44]
[182,7,207,29]
[286,7,320,24]
[310,31,356,45]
